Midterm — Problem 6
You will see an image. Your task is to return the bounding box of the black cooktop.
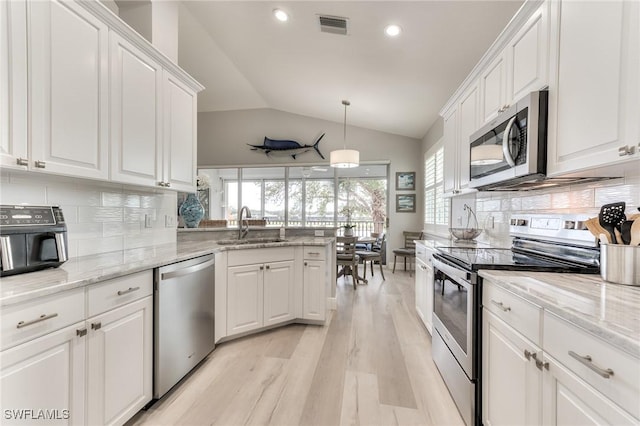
[435,247,599,274]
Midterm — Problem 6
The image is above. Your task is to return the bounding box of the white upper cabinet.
[0,0,28,170]
[481,2,549,126]
[481,54,507,124]
[163,71,198,192]
[443,81,479,197]
[506,2,549,103]
[110,32,163,188]
[29,0,109,179]
[547,0,639,175]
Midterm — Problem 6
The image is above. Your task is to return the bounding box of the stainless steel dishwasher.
[154,254,215,399]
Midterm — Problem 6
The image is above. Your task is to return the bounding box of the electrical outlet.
[314,230,325,237]
[165,215,175,228]
[145,214,152,228]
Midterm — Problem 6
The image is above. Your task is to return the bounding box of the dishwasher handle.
[161,257,215,280]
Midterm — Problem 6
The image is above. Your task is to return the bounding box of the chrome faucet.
[238,206,252,239]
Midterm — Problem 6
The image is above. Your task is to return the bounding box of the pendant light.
[330,100,359,168]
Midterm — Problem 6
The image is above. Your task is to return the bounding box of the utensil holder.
[600,244,640,286]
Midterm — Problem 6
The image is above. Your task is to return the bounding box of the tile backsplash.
[0,172,177,258]
[473,176,640,244]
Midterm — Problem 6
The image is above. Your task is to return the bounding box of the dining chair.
[356,232,386,280]
[336,236,361,289]
[392,231,423,277]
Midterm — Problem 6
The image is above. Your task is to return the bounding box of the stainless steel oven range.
[431,214,600,426]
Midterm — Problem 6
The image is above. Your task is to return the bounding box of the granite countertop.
[479,270,640,358]
[0,236,334,307]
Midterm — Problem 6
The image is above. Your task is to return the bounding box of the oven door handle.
[432,256,471,284]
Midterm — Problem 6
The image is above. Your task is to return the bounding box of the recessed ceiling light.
[384,24,401,37]
[273,9,289,22]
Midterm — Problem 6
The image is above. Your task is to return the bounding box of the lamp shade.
[330,149,359,168]
[470,144,503,165]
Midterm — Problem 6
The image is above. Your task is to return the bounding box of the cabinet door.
[0,0,28,170]
[303,260,326,321]
[0,322,86,426]
[227,264,263,336]
[457,83,479,192]
[542,354,637,425]
[110,33,162,188]
[442,107,458,195]
[483,311,542,426]
[505,2,549,102]
[28,0,109,179]
[87,297,152,426]
[163,71,197,192]
[263,260,295,326]
[415,258,428,331]
[481,53,507,124]
[547,0,639,174]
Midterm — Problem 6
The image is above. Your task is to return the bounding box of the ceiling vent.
[318,15,348,35]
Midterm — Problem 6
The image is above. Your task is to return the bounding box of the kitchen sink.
[216,238,288,245]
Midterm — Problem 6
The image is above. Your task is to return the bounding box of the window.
[197,164,389,235]
[424,146,448,226]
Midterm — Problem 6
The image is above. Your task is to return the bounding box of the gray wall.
[421,116,444,155]
[197,108,424,261]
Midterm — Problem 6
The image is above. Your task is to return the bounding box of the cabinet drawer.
[303,246,326,260]
[87,270,153,317]
[543,311,640,419]
[1,288,85,350]
[416,244,434,265]
[228,247,294,266]
[483,281,542,346]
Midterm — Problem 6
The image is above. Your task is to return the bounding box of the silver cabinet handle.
[1,236,15,272]
[259,266,264,270]
[16,158,28,166]
[165,182,171,188]
[307,252,320,255]
[117,286,140,296]
[76,328,87,337]
[568,351,614,378]
[618,145,636,156]
[266,265,270,269]
[34,160,46,168]
[524,349,533,360]
[161,257,215,280]
[491,299,511,312]
[17,313,58,329]
[304,262,308,266]
[91,322,102,330]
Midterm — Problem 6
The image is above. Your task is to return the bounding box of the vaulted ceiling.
[178,1,523,139]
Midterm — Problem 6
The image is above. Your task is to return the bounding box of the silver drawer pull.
[568,351,614,379]
[307,252,320,255]
[34,160,46,168]
[17,313,58,329]
[117,286,140,296]
[491,300,511,312]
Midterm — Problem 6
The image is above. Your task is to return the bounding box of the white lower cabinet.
[303,259,326,321]
[0,271,153,426]
[482,280,639,425]
[482,311,542,426]
[263,260,295,326]
[415,243,433,334]
[86,296,153,426]
[227,254,295,336]
[0,322,86,426]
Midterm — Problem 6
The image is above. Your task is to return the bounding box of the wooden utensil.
[630,217,640,246]
[598,202,626,244]
[584,217,611,244]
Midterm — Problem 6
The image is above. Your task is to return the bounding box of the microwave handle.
[502,115,517,167]
[0,236,14,272]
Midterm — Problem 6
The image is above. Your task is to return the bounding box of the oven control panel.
[509,214,596,247]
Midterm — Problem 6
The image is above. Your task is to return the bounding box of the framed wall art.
[396,194,416,213]
[395,172,415,190]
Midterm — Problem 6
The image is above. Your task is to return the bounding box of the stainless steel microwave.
[469,91,548,190]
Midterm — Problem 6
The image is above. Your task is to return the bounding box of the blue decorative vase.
[179,193,204,228]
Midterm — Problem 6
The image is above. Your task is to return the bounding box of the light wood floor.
[128,268,464,426]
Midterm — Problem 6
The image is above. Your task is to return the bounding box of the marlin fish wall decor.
[248,133,325,159]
